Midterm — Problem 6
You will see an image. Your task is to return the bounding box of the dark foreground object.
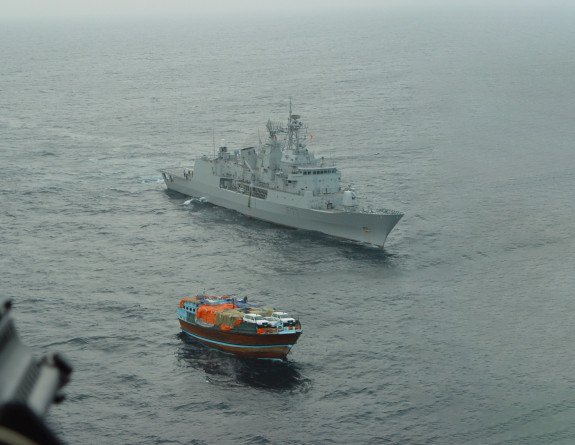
[0,299,72,445]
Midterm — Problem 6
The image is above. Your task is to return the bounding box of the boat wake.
[183,197,209,205]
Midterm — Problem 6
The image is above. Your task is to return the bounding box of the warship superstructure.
[161,105,403,247]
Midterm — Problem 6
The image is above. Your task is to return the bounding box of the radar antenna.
[266,119,285,139]
[286,99,306,151]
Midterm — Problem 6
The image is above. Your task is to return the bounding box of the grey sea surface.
[2,5,575,444]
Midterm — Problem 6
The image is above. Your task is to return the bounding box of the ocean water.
[2,5,575,444]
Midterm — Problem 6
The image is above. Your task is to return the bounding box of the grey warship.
[161,105,403,247]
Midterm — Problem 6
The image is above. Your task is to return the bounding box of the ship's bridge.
[285,166,341,194]
[280,149,314,165]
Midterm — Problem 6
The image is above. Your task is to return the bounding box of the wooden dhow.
[177,295,302,361]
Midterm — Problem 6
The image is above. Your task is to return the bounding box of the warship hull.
[162,167,403,247]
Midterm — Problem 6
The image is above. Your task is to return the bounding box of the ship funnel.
[241,147,257,171]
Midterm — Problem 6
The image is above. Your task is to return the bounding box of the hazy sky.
[0,0,401,20]
[1,0,571,21]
